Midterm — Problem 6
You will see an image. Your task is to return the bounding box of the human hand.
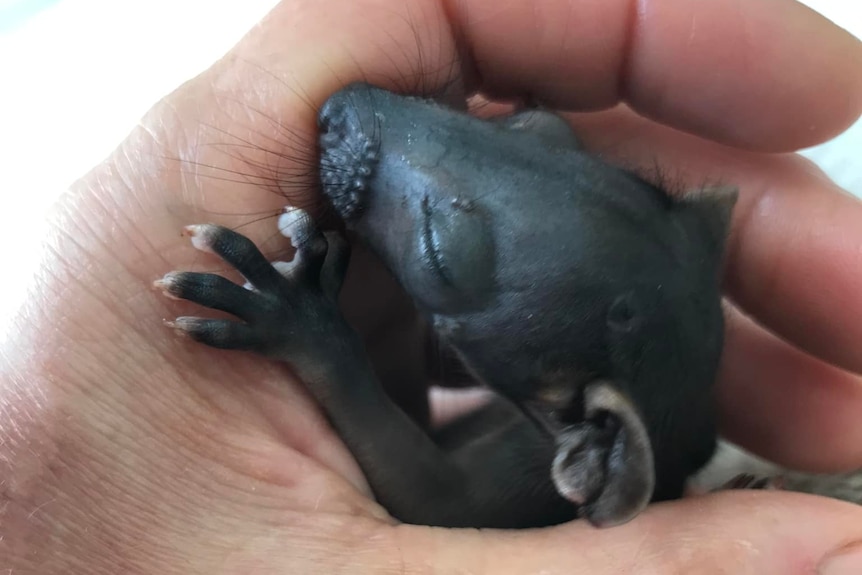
[2,0,862,573]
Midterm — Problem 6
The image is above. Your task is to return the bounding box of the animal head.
[318,82,736,527]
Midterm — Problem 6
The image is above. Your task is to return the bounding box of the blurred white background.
[0,0,859,330]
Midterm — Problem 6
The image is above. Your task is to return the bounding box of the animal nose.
[317,82,378,138]
[317,83,382,220]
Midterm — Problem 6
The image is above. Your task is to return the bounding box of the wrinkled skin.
[160,83,737,528]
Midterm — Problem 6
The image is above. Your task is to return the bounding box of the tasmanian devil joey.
[156,82,737,529]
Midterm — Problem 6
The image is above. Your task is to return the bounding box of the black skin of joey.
[159,82,737,529]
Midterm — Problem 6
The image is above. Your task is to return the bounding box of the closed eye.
[409,191,496,313]
[420,194,453,286]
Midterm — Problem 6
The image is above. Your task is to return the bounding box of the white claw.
[153,273,183,300]
[277,207,312,247]
[164,316,196,336]
[183,224,218,254]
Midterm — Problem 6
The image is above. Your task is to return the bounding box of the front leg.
[154,210,564,527]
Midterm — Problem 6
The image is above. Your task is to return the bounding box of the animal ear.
[551,380,655,527]
[678,185,739,255]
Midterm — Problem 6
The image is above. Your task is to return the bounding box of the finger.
[155,271,263,318]
[184,224,286,293]
[718,305,862,472]
[167,317,260,350]
[393,491,862,575]
[225,0,862,156]
[567,105,862,378]
[725,174,862,378]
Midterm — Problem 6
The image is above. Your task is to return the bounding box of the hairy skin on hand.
[2,0,862,573]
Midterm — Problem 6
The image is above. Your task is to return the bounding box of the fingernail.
[820,543,862,575]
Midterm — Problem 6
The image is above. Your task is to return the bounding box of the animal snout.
[317,83,382,220]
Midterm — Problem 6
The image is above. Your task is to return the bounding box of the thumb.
[393,491,862,574]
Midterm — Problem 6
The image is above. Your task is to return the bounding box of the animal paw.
[154,208,350,359]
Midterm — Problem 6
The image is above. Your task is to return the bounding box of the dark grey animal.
[156,82,737,529]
